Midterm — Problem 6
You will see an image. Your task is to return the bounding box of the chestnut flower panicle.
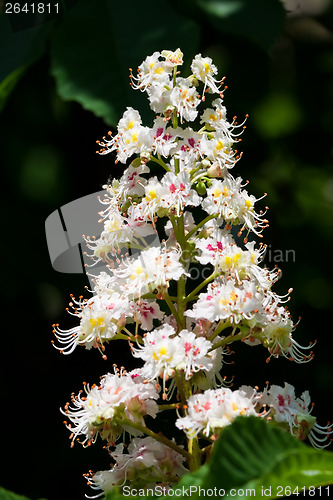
[52,48,332,497]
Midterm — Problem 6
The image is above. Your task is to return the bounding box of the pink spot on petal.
[184,342,192,354]
[216,241,223,251]
[277,394,285,407]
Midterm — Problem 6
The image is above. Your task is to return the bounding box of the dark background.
[1,0,333,498]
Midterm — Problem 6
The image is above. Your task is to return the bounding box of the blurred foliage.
[1,0,333,498]
[1,0,285,123]
[0,488,31,500]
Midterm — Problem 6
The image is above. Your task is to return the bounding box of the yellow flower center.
[225,253,241,267]
[89,317,105,329]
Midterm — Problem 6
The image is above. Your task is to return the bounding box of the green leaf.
[0,65,28,112]
[177,417,333,499]
[195,0,286,50]
[0,14,55,110]
[49,0,200,127]
[0,486,31,500]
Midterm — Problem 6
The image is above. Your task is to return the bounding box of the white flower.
[137,171,201,219]
[160,171,201,215]
[200,98,228,132]
[262,383,333,448]
[186,278,265,325]
[131,324,183,384]
[62,371,159,446]
[194,229,235,267]
[170,77,201,123]
[191,54,222,94]
[202,177,241,221]
[173,128,203,168]
[176,330,214,380]
[201,176,268,235]
[132,325,215,385]
[114,245,185,298]
[90,271,124,296]
[176,387,258,438]
[262,314,314,363]
[99,108,150,163]
[147,83,172,114]
[130,299,164,331]
[118,163,150,198]
[235,187,268,236]
[200,98,248,139]
[89,436,187,494]
[147,117,180,157]
[87,210,155,263]
[161,48,184,66]
[131,52,173,91]
[200,131,237,170]
[195,235,263,282]
[53,293,130,355]
[98,162,150,209]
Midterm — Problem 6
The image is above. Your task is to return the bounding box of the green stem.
[121,419,190,460]
[177,214,186,248]
[169,214,180,242]
[174,156,180,175]
[185,271,219,303]
[140,293,158,300]
[158,403,183,412]
[191,172,209,184]
[209,320,232,341]
[190,164,204,177]
[188,438,202,471]
[185,214,219,241]
[177,215,187,330]
[200,444,213,456]
[164,293,182,327]
[119,328,143,344]
[149,155,171,172]
[173,66,177,87]
[174,374,201,471]
[208,328,250,351]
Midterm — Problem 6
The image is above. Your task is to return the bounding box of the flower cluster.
[86,436,187,493]
[53,49,331,496]
[62,369,159,447]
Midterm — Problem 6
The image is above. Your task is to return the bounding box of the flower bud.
[188,75,199,87]
[131,157,142,168]
[195,182,207,196]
